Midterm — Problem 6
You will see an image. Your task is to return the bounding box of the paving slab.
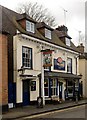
[2,99,87,120]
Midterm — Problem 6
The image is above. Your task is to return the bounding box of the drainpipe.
[41,51,45,105]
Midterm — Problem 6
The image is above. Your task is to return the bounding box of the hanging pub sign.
[43,50,52,67]
[54,57,65,70]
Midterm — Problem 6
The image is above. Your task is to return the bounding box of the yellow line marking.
[22,104,85,119]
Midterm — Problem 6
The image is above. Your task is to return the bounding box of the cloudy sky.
[0,0,86,46]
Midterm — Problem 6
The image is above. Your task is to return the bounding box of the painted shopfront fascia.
[13,33,79,104]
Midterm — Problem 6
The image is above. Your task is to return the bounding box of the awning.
[44,71,82,79]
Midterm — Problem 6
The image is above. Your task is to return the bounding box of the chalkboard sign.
[31,81,36,91]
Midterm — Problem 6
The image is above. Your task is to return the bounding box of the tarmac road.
[20,104,87,120]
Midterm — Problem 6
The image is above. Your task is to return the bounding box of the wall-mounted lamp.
[78,74,82,77]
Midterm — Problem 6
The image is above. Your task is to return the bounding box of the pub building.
[1,5,82,110]
[13,22,82,107]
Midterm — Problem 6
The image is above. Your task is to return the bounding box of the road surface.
[16,104,87,120]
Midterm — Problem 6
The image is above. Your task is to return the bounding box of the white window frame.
[22,46,32,69]
[51,79,57,96]
[67,57,72,73]
[45,28,51,39]
[26,20,35,33]
[66,37,70,46]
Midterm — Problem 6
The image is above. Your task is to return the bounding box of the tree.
[16,2,56,27]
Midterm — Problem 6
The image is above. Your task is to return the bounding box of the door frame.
[59,82,63,99]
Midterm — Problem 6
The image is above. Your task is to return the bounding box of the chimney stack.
[77,43,84,53]
[56,25,68,33]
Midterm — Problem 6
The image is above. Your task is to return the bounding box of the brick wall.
[0,34,2,106]
[0,34,8,106]
[19,19,26,30]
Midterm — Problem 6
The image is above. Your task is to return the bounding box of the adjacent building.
[0,30,9,112]
[77,43,87,98]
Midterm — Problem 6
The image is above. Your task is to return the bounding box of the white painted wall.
[13,34,80,103]
[30,78,39,101]
[16,77,23,103]
[79,59,86,97]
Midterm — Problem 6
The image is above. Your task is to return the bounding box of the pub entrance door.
[23,80,30,106]
[59,82,63,100]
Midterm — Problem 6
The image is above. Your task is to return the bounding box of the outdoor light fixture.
[78,74,82,77]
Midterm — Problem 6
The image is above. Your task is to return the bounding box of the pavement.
[2,99,87,120]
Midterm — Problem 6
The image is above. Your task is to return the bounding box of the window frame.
[67,57,72,73]
[44,79,49,97]
[51,79,57,96]
[26,20,35,33]
[65,37,70,46]
[22,46,33,69]
[45,28,52,39]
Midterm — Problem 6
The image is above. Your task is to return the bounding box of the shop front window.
[51,79,57,96]
[67,81,73,97]
[44,79,49,96]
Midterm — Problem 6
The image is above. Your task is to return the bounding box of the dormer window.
[26,20,35,33]
[45,28,51,39]
[66,37,70,46]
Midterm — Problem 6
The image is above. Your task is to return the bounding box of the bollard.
[37,97,43,108]
[76,94,78,103]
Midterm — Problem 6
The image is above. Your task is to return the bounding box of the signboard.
[43,50,52,67]
[54,57,65,70]
[31,81,36,91]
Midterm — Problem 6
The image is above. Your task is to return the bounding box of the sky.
[0,0,86,47]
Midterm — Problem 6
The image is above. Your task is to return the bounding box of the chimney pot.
[56,25,68,33]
